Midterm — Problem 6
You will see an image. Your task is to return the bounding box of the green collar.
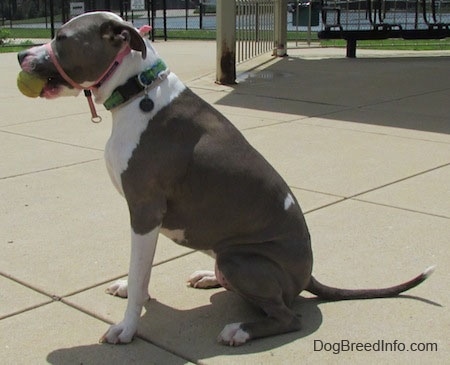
[103,59,169,111]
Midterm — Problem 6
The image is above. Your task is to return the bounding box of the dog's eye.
[56,34,67,41]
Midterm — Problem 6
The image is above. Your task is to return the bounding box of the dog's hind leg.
[106,278,129,298]
[187,250,222,289]
[215,251,306,346]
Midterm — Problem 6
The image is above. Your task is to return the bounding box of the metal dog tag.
[139,96,154,113]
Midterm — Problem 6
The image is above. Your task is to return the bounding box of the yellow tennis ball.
[17,71,46,98]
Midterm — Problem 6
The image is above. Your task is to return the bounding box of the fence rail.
[236,0,275,63]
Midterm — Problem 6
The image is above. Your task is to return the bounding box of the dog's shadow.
[46,291,323,364]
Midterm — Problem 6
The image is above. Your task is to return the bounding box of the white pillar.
[216,0,236,84]
[274,0,288,57]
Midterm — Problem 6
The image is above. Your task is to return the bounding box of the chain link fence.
[2,1,449,50]
[319,0,450,31]
[0,0,218,45]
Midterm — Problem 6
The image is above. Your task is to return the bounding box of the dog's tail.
[306,266,435,300]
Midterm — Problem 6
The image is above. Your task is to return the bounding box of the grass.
[153,29,216,40]
[1,27,52,39]
[0,44,34,53]
[2,27,450,52]
[7,15,62,25]
[319,38,450,51]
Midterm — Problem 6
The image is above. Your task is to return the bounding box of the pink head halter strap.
[45,43,131,122]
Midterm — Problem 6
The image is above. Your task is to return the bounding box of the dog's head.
[17,11,148,99]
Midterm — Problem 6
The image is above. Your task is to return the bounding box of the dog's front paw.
[217,323,250,346]
[105,279,128,298]
[99,321,137,344]
[187,270,220,289]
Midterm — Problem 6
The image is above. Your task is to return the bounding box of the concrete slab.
[242,121,450,197]
[356,164,450,218]
[0,96,91,127]
[64,251,322,364]
[2,112,112,150]
[0,159,192,297]
[366,88,450,121]
[1,52,29,98]
[0,130,102,179]
[291,187,344,213]
[213,93,346,128]
[65,220,448,364]
[304,110,450,144]
[0,276,51,319]
[217,54,450,115]
[0,302,189,364]
[3,40,449,364]
[152,40,216,82]
[305,199,447,289]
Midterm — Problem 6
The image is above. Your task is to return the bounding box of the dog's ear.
[101,20,147,59]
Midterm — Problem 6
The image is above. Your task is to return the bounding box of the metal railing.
[320,0,450,31]
[236,0,276,63]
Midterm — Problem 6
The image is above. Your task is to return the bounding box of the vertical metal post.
[295,0,299,47]
[199,0,203,29]
[49,0,55,38]
[8,0,12,28]
[147,0,152,36]
[163,0,167,41]
[185,0,189,30]
[216,0,236,85]
[150,0,155,42]
[44,0,48,29]
[274,0,287,56]
[307,1,312,46]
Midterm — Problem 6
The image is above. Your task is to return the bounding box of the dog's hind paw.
[105,279,128,298]
[218,323,250,346]
[187,270,220,289]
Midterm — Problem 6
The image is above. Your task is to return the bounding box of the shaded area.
[218,55,450,135]
[47,293,323,364]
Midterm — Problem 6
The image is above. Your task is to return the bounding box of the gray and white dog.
[18,12,434,346]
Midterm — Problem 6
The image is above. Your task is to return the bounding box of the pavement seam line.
[303,161,450,215]
[298,111,450,145]
[359,86,450,109]
[59,297,195,362]
[351,198,450,220]
[0,271,59,320]
[0,111,92,128]
[61,250,197,299]
[237,111,450,145]
[0,129,105,152]
[0,301,54,321]
[0,158,103,181]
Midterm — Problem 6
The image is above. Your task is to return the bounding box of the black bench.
[318,0,450,57]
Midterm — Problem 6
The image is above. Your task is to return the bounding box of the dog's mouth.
[40,75,65,98]
[17,67,80,99]
[17,45,80,99]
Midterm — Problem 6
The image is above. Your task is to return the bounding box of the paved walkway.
[1,41,449,364]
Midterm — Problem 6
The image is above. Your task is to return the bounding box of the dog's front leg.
[100,227,159,344]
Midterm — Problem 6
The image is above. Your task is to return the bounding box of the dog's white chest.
[104,106,147,196]
[104,73,186,195]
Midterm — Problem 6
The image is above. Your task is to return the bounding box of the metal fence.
[0,0,218,40]
[236,0,275,63]
[320,0,450,31]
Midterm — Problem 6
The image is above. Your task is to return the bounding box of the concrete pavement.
[1,41,449,364]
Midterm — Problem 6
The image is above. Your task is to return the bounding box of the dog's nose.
[18,50,29,65]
